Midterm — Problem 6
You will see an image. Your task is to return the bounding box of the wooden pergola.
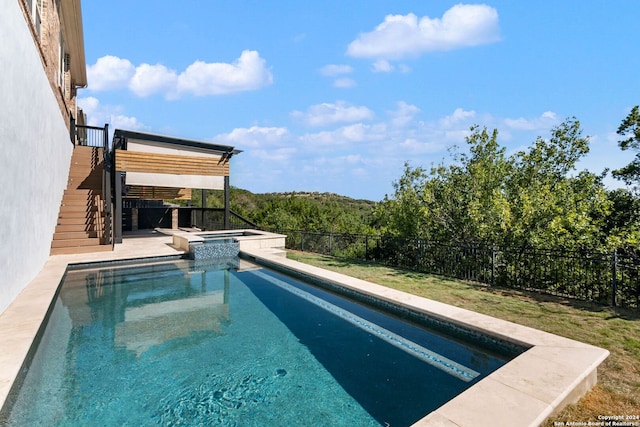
[111,129,241,242]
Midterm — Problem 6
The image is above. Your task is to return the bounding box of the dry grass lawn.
[286,250,640,425]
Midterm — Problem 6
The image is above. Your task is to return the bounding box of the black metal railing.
[100,124,112,247]
[74,124,113,247]
[271,230,640,310]
[75,124,108,147]
[190,208,259,231]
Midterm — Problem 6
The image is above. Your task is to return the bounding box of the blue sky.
[78,1,640,201]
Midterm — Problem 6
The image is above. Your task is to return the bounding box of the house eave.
[60,0,87,87]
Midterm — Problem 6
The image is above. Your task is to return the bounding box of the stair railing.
[101,124,113,247]
[74,124,113,247]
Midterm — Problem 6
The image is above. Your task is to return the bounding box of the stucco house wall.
[0,0,74,314]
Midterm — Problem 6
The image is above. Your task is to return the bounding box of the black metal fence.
[120,206,259,231]
[274,230,640,309]
[190,208,259,231]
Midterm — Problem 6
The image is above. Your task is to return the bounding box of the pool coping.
[240,248,610,427]
[0,233,609,426]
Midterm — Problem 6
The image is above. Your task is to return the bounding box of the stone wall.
[17,0,78,129]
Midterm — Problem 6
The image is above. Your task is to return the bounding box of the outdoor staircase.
[51,146,112,255]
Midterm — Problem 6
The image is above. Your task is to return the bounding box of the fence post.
[300,231,304,252]
[611,250,618,307]
[491,245,496,287]
[329,232,333,256]
[365,235,368,260]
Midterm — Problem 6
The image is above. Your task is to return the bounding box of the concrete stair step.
[60,199,94,206]
[68,167,101,174]
[58,214,102,222]
[69,161,100,168]
[67,173,99,180]
[71,151,101,157]
[50,244,112,255]
[55,224,96,233]
[67,176,102,183]
[66,185,102,192]
[72,146,101,154]
[59,205,99,214]
[56,215,101,225]
[53,231,98,240]
[51,237,102,248]
[62,190,97,196]
[60,199,100,206]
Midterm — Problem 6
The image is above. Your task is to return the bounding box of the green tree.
[505,118,608,249]
[377,126,513,243]
[376,162,430,237]
[612,105,640,187]
[602,188,640,247]
[378,118,611,250]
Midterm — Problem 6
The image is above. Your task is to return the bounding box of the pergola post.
[114,172,123,243]
[201,189,206,230]
[224,176,230,230]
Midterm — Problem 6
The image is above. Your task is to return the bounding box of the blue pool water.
[1,257,520,426]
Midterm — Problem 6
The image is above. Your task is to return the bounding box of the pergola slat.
[115,150,229,176]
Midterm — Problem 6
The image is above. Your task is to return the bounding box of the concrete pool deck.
[0,230,609,426]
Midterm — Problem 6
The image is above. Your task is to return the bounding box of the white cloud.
[398,138,443,154]
[77,96,146,131]
[319,65,356,88]
[346,4,500,60]
[319,64,354,77]
[301,123,387,147]
[372,59,394,73]
[232,103,619,200]
[606,131,620,144]
[77,96,100,114]
[345,154,364,164]
[86,50,273,98]
[442,129,473,142]
[291,101,375,127]
[110,114,145,131]
[333,77,356,88]
[87,55,135,91]
[504,111,558,131]
[439,108,476,128]
[250,147,297,162]
[129,63,178,97]
[177,50,273,96]
[215,126,289,148]
[388,101,421,127]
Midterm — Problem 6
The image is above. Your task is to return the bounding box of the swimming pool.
[1,257,521,426]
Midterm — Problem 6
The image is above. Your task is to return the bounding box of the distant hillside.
[191,187,378,233]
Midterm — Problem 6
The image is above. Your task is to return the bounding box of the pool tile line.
[241,253,529,357]
[251,269,480,382]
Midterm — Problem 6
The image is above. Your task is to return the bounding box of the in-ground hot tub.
[189,237,240,260]
[172,230,287,257]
